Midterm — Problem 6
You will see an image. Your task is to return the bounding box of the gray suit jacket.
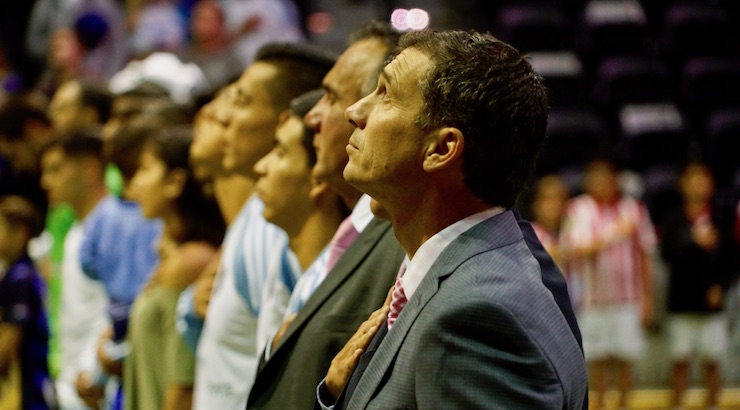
[247,217,406,409]
[346,211,588,409]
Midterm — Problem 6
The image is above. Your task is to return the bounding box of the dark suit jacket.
[340,211,588,409]
[247,217,406,409]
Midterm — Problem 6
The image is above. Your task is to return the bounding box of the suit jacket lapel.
[348,211,523,408]
[270,217,393,356]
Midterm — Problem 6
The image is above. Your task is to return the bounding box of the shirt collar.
[350,194,374,234]
[402,207,505,300]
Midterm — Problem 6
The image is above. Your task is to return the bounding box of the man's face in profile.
[306,38,388,191]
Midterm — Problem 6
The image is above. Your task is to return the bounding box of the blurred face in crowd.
[49,80,91,134]
[191,0,225,42]
[679,163,714,202]
[103,96,142,140]
[584,161,620,203]
[343,47,431,199]
[130,146,173,219]
[306,38,388,191]
[40,145,83,207]
[532,175,569,227]
[222,62,281,179]
[190,90,229,180]
[0,212,21,262]
[49,28,82,71]
[254,114,314,235]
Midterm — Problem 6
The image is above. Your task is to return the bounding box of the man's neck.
[329,180,362,210]
[388,188,491,259]
[74,184,108,221]
[213,174,254,225]
[290,209,343,270]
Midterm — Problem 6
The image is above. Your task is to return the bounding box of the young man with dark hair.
[194,42,335,410]
[247,21,406,410]
[48,80,112,135]
[40,133,110,410]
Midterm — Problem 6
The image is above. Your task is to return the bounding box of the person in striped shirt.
[192,43,335,410]
[253,90,348,345]
[561,158,657,410]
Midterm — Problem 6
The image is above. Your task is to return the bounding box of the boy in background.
[0,195,54,409]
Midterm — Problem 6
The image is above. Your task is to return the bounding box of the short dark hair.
[399,30,548,208]
[348,20,402,50]
[0,99,50,141]
[57,131,104,159]
[106,121,158,181]
[289,89,323,167]
[78,81,113,124]
[348,21,402,96]
[0,194,44,238]
[254,43,337,113]
[144,126,225,246]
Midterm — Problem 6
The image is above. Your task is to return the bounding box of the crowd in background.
[0,0,739,409]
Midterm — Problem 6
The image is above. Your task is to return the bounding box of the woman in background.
[124,126,224,410]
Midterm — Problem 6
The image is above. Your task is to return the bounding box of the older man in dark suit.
[318,30,588,409]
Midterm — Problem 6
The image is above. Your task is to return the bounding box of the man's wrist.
[316,377,338,410]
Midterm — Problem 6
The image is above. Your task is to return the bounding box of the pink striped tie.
[326,216,359,272]
[387,263,408,330]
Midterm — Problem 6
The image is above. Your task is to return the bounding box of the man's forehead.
[276,116,302,144]
[326,39,387,91]
[233,61,275,93]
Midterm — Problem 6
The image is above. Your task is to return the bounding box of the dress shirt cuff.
[264,332,275,361]
[316,377,337,410]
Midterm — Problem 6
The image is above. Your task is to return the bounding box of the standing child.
[0,195,55,409]
[561,159,657,409]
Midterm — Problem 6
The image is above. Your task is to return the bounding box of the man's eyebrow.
[380,66,393,87]
[322,82,336,97]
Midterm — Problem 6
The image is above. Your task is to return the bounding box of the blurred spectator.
[177,0,243,93]
[108,52,208,106]
[220,0,305,66]
[0,99,53,216]
[124,127,223,410]
[74,122,163,409]
[561,158,657,409]
[658,162,736,409]
[31,0,127,97]
[530,174,570,270]
[48,80,112,136]
[40,133,110,410]
[175,89,251,354]
[0,195,54,410]
[129,0,187,57]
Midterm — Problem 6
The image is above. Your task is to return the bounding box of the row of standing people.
[0,20,592,410]
[530,161,739,409]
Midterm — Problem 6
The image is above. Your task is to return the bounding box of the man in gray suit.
[318,30,588,409]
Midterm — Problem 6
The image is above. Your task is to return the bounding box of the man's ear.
[309,179,330,201]
[278,109,292,125]
[163,168,188,199]
[422,127,464,172]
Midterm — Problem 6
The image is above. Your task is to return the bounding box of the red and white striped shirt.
[560,195,656,308]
